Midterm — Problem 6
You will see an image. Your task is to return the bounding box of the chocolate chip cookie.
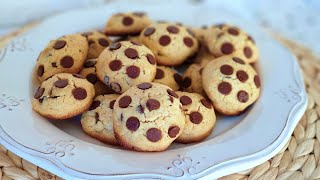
[113,82,185,152]
[32,73,95,119]
[35,34,88,82]
[153,66,182,91]
[96,41,157,94]
[81,31,112,59]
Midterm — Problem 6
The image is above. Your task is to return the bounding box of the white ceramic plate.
[0,1,307,179]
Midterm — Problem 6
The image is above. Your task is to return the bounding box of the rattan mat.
[0,23,319,180]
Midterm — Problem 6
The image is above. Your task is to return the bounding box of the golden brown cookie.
[81,31,112,59]
[153,66,182,91]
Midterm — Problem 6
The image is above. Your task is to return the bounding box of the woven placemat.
[0,24,319,180]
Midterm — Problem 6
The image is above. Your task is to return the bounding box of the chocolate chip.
[53,40,66,50]
[72,88,87,100]
[254,75,261,88]
[98,38,109,47]
[218,82,232,95]
[51,62,57,67]
[144,27,155,36]
[180,95,192,105]
[126,66,140,78]
[126,117,140,131]
[146,54,156,65]
[155,68,164,79]
[138,82,152,90]
[237,90,249,103]
[89,100,101,110]
[54,79,68,88]
[189,112,203,124]
[221,42,234,54]
[236,70,249,82]
[95,112,100,123]
[131,41,141,46]
[109,43,121,50]
[34,87,45,99]
[109,100,116,109]
[169,96,174,103]
[88,40,95,45]
[167,26,179,34]
[232,57,245,64]
[109,60,122,71]
[122,16,134,26]
[119,96,131,108]
[187,28,195,37]
[167,89,178,98]
[174,73,183,86]
[228,28,239,36]
[248,36,255,44]
[183,37,194,47]
[125,48,138,59]
[146,128,162,142]
[73,74,84,78]
[168,126,180,138]
[37,65,44,77]
[137,105,144,113]
[220,65,234,75]
[244,47,253,58]
[60,56,74,68]
[183,77,191,88]
[84,59,97,68]
[147,99,160,111]
[133,12,145,17]
[201,99,212,109]
[159,35,171,46]
[110,82,121,93]
[86,73,97,84]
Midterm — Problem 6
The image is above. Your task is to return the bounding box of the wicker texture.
[0,25,320,180]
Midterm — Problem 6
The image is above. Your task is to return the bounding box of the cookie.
[104,12,151,36]
[35,34,88,82]
[81,94,119,145]
[193,25,209,45]
[96,41,157,94]
[175,92,216,143]
[153,66,182,91]
[79,59,114,96]
[32,73,95,119]
[128,35,141,44]
[140,22,199,66]
[193,45,216,67]
[182,64,205,95]
[204,24,259,63]
[81,31,112,59]
[202,55,261,115]
[113,82,185,152]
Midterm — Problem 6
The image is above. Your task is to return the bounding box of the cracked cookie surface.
[81,94,119,145]
[113,82,185,152]
[204,24,259,64]
[202,55,261,115]
[140,22,199,66]
[32,73,95,119]
[104,12,151,36]
[153,66,182,91]
[176,91,216,143]
[96,41,157,94]
[35,34,88,82]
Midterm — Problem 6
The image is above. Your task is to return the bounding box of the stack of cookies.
[32,12,261,152]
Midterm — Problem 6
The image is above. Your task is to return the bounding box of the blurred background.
[1,0,319,55]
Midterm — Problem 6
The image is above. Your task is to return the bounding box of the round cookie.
[202,55,261,115]
[104,12,151,36]
[79,59,114,96]
[182,64,205,95]
[35,34,88,82]
[153,66,182,91]
[81,94,119,145]
[175,92,216,143]
[204,24,259,63]
[113,82,186,152]
[140,22,199,66]
[32,73,95,119]
[96,41,157,94]
[81,31,112,59]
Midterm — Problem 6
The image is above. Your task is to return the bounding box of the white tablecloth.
[1,0,319,55]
